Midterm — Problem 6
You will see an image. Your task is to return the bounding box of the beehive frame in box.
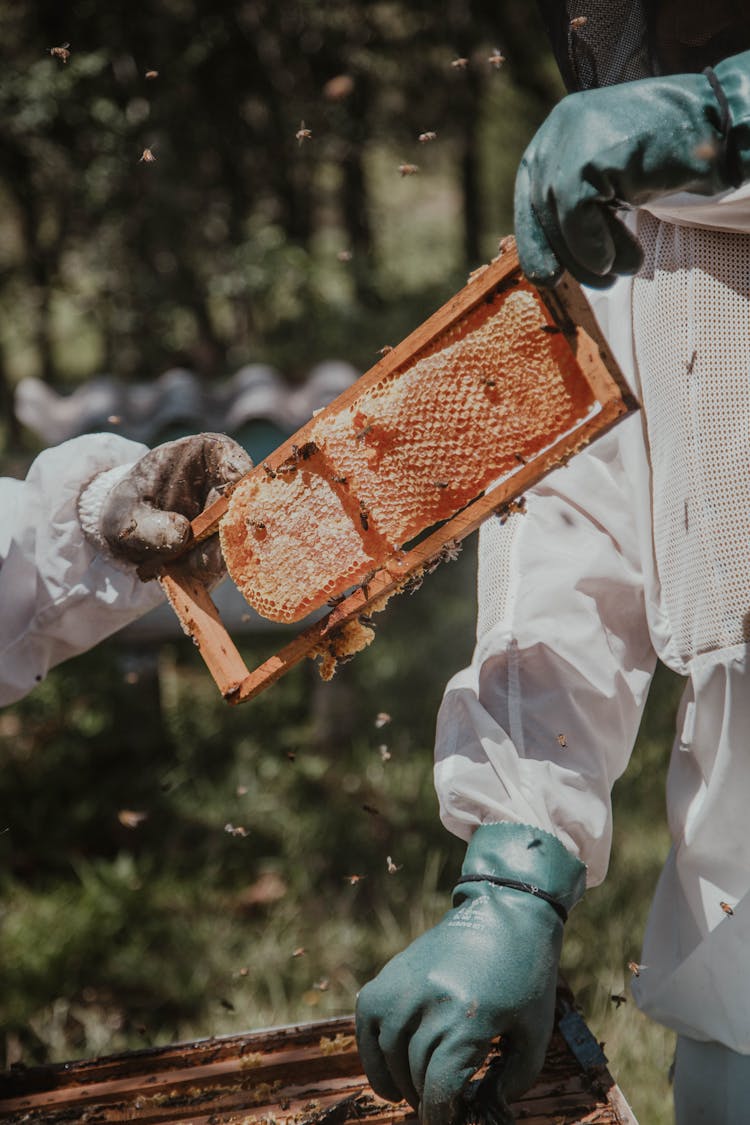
[160,241,637,704]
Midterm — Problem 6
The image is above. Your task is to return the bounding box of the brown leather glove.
[99,433,252,580]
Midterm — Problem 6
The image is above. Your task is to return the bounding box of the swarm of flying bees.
[49,42,71,64]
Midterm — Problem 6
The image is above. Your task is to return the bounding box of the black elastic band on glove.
[704,65,743,188]
[453,874,569,923]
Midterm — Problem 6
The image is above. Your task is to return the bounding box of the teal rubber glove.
[355,823,586,1125]
[514,49,750,289]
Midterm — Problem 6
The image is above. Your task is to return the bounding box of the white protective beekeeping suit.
[435,0,750,1080]
[0,434,164,706]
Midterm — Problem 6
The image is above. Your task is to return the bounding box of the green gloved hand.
[514,48,750,289]
[355,823,586,1125]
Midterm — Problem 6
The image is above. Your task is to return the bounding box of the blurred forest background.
[0,1,682,1122]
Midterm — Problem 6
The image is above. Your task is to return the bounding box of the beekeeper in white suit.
[0,432,251,706]
[356,4,750,1124]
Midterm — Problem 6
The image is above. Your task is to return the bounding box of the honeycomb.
[220,281,597,624]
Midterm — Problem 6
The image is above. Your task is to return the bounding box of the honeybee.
[386,855,402,874]
[337,249,353,262]
[487,48,506,69]
[327,592,346,607]
[451,57,469,70]
[50,42,71,63]
[686,349,697,375]
[440,539,462,563]
[570,15,588,29]
[145,69,159,79]
[345,874,365,885]
[610,993,627,1008]
[355,422,373,442]
[323,73,354,100]
[359,506,369,531]
[292,947,307,957]
[402,572,424,595]
[374,711,391,728]
[296,120,312,145]
[398,163,419,177]
[378,345,393,356]
[292,440,318,461]
[118,809,147,829]
[434,480,449,489]
[418,131,437,143]
[720,901,735,916]
[557,733,568,748]
[139,147,157,163]
[262,463,276,479]
[379,745,392,762]
[627,960,645,977]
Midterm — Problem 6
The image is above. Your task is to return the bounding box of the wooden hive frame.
[0,986,639,1124]
[159,245,637,704]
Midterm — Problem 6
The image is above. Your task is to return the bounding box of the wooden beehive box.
[161,245,636,705]
[0,987,638,1124]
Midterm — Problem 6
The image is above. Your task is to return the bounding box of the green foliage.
[0,0,558,392]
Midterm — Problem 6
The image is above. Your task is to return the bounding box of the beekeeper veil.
[535,1,750,91]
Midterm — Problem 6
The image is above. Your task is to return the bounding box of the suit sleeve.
[0,434,164,705]
[434,318,658,887]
